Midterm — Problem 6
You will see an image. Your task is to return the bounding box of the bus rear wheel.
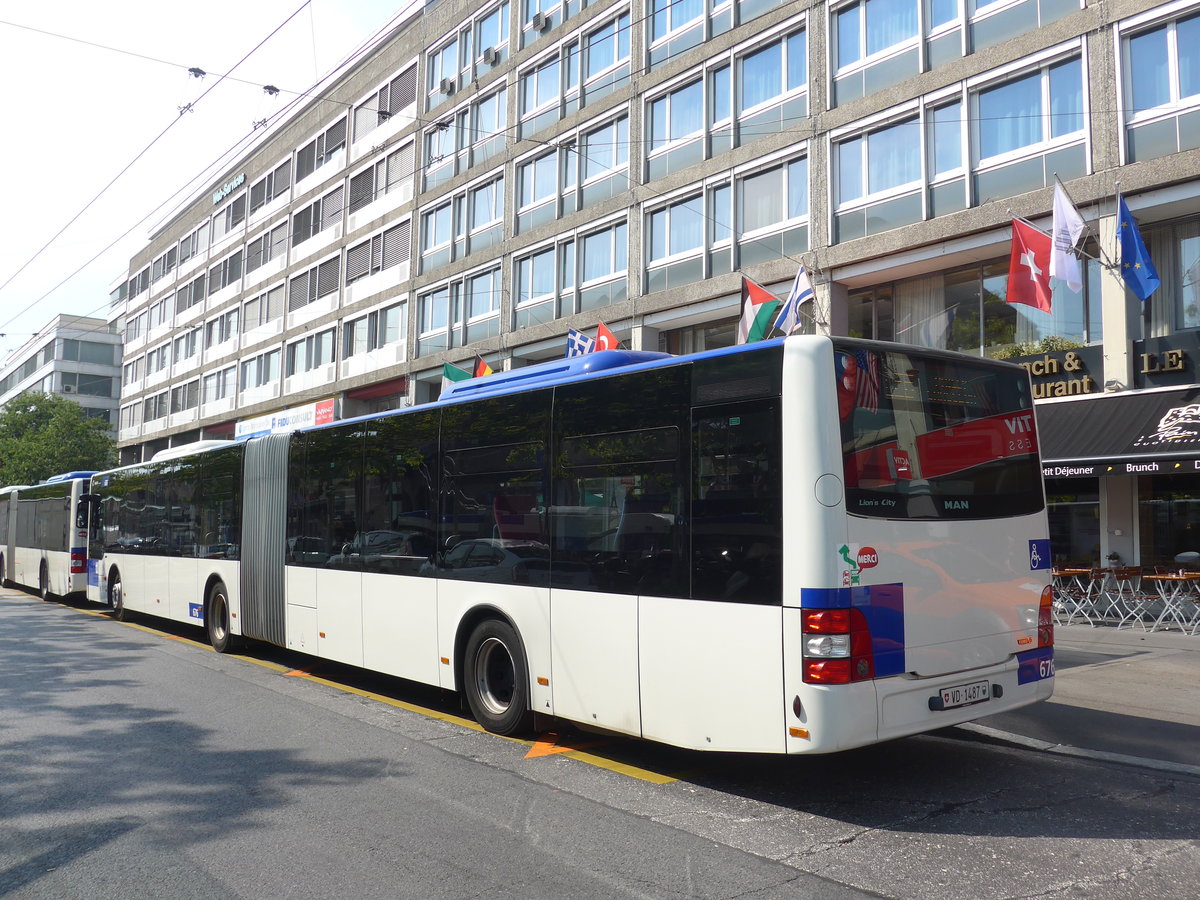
[108,570,126,620]
[39,561,52,601]
[463,618,532,736]
[206,580,239,653]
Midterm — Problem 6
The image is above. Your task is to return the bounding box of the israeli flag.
[565,327,596,357]
[773,264,814,335]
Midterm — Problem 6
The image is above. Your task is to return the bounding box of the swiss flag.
[595,321,617,351]
[1007,218,1053,313]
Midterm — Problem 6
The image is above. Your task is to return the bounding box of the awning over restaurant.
[1036,387,1200,478]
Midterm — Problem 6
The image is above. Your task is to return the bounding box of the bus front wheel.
[108,570,126,620]
[205,581,239,653]
[463,618,533,736]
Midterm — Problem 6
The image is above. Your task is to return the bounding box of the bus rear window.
[834,342,1044,520]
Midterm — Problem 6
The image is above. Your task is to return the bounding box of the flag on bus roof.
[441,362,471,392]
[737,277,780,344]
[473,354,494,377]
[595,320,618,351]
[1006,218,1053,314]
[565,328,596,357]
[1117,195,1161,302]
[1050,180,1086,293]
[772,263,814,335]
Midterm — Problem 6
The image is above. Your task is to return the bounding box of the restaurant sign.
[1009,346,1102,399]
[1133,333,1200,388]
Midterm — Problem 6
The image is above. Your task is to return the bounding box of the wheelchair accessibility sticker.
[1028,539,1051,570]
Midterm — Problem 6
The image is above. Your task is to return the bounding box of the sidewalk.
[975,623,1200,771]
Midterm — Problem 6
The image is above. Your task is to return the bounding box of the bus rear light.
[1037,584,1054,648]
[802,607,874,684]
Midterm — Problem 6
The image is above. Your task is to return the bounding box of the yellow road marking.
[52,596,680,784]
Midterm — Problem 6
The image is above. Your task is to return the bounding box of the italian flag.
[737,277,781,344]
[441,362,472,392]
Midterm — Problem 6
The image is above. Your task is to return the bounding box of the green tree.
[0,392,116,486]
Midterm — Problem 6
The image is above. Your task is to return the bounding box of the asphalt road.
[2,589,1198,900]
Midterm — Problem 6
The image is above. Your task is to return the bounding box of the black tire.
[463,618,533,736]
[205,580,239,653]
[108,570,126,621]
[0,552,6,587]
[39,561,53,601]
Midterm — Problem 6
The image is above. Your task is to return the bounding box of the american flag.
[565,328,596,357]
[855,349,880,413]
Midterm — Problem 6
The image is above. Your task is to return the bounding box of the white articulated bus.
[0,472,95,599]
[83,337,1054,753]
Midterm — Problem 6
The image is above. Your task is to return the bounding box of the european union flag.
[1118,196,1160,301]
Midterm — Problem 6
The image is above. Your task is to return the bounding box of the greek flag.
[773,264,814,335]
[565,328,596,357]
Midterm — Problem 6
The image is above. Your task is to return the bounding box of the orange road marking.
[525,731,617,759]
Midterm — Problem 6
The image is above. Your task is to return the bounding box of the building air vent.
[439,77,455,95]
[530,12,549,31]
[481,46,499,66]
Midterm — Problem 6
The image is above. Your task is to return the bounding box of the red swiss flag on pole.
[1007,218,1053,313]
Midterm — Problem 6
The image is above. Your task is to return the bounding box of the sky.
[0,0,409,362]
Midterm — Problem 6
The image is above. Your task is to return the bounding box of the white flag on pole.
[1050,181,1086,293]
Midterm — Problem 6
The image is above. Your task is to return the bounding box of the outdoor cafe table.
[1051,567,1099,625]
[1141,572,1200,634]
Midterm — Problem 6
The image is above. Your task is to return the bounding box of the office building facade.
[111,0,1200,566]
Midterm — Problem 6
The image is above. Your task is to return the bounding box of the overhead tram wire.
[0,4,421,350]
[0,0,315,336]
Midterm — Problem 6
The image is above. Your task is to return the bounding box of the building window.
[345,221,411,285]
[737,27,807,140]
[123,358,143,386]
[152,245,178,284]
[353,65,417,142]
[170,380,199,414]
[241,349,281,390]
[292,185,344,246]
[470,88,507,165]
[204,309,239,348]
[143,391,168,421]
[212,193,247,242]
[61,372,115,397]
[249,158,293,214]
[178,220,210,265]
[243,284,285,330]
[515,218,627,327]
[477,3,510,66]
[127,267,150,300]
[61,339,116,365]
[146,344,170,376]
[420,200,454,271]
[288,258,341,312]
[202,366,236,404]
[344,302,406,357]
[646,67,734,179]
[349,143,414,214]
[246,222,288,273]
[417,284,455,356]
[172,329,200,364]
[207,250,243,296]
[286,328,336,376]
[972,54,1086,200]
[1122,12,1200,162]
[737,156,809,267]
[295,117,347,182]
[647,186,730,292]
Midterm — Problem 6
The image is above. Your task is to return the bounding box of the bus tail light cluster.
[802,608,874,684]
[70,548,87,575]
[1037,584,1054,648]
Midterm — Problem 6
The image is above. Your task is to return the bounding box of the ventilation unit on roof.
[481,46,499,65]
[530,11,549,31]
[439,77,455,95]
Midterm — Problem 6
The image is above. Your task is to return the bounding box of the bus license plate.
[940,680,990,710]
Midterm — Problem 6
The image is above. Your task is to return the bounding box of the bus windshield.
[834,341,1043,520]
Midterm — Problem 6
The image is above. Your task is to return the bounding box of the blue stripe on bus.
[801,583,906,678]
[1016,645,1054,684]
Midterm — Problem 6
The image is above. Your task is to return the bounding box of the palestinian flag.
[737,277,780,344]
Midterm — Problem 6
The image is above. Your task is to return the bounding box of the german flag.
[473,354,493,377]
